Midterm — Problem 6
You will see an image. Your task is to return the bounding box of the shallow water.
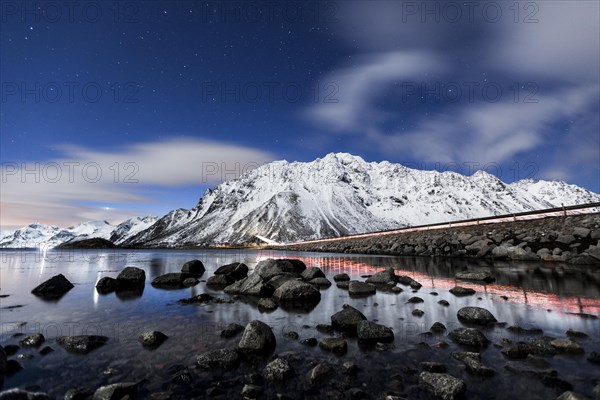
[0,249,599,399]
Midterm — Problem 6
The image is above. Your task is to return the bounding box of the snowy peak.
[0,216,157,249]
[124,154,600,247]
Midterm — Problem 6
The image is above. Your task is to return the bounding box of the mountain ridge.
[123,153,600,246]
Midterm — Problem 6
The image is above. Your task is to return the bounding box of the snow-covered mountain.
[123,153,600,246]
[0,216,157,249]
[109,216,159,245]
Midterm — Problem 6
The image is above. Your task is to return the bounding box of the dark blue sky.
[1,0,599,228]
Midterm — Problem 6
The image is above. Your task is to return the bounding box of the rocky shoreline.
[283,213,600,265]
[1,256,599,399]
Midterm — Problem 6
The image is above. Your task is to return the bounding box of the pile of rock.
[286,214,600,265]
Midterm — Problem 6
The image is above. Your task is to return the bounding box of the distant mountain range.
[0,216,157,249]
[3,153,598,249]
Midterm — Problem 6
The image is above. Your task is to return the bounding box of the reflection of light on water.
[92,253,110,308]
[93,272,101,307]
[259,254,600,317]
[39,248,47,276]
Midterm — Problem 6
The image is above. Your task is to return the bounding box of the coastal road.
[271,202,600,247]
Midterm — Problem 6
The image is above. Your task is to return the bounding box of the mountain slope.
[0,216,157,249]
[124,153,600,246]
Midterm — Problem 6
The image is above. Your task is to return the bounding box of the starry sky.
[1,0,599,229]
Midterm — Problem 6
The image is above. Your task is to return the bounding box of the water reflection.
[0,249,598,399]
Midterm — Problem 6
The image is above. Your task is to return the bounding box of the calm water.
[0,249,599,399]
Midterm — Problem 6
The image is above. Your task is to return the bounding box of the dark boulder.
[307,362,334,385]
[263,358,294,381]
[196,348,240,370]
[95,277,119,293]
[116,267,146,287]
[449,286,476,297]
[206,274,233,287]
[365,267,397,284]
[214,262,248,281]
[221,323,244,338]
[92,382,137,400]
[333,273,350,282]
[309,277,332,287]
[419,372,466,400]
[319,337,347,355]
[56,335,108,354]
[267,273,301,289]
[455,271,495,283]
[331,304,367,333]
[151,273,193,289]
[181,259,205,275]
[348,281,376,296]
[301,267,325,281]
[238,320,276,355]
[31,274,74,299]
[448,328,489,349]
[255,258,305,281]
[273,280,320,304]
[138,331,168,349]
[224,274,274,297]
[19,334,45,347]
[357,320,394,343]
[457,307,497,326]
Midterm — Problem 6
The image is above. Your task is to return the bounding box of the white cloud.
[378,85,599,165]
[305,0,600,185]
[306,50,442,132]
[1,138,275,228]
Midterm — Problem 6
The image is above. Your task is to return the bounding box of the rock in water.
[448,328,489,349]
[221,323,245,338]
[366,267,397,284]
[419,372,466,400]
[309,277,332,287]
[138,331,168,349]
[196,348,240,370]
[348,281,376,296]
[224,274,274,297]
[331,304,367,333]
[31,274,74,298]
[263,358,294,381]
[273,280,320,304]
[206,274,232,287]
[255,258,306,280]
[455,271,495,283]
[95,277,119,293]
[151,273,193,289]
[19,334,45,347]
[550,338,584,354]
[301,267,325,281]
[357,320,394,343]
[449,286,476,297]
[92,382,137,400]
[319,338,348,355]
[238,320,276,355]
[181,259,205,275]
[257,298,278,311]
[457,307,497,326]
[307,362,334,385]
[214,262,248,281]
[56,335,108,354]
[116,267,146,287]
[333,273,350,282]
